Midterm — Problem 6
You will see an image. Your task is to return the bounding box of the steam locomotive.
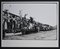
[2,10,54,35]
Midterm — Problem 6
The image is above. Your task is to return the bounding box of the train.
[2,10,55,35]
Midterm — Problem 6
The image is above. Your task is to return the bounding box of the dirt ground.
[3,29,57,40]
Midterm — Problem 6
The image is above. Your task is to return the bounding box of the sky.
[2,3,57,26]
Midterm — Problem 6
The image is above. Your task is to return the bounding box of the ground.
[3,29,57,40]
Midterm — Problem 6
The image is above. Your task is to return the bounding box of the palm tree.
[19,10,22,19]
[2,9,9,39]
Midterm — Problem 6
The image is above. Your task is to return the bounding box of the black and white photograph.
[1,1,59,47]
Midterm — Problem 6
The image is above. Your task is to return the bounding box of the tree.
[2,9,9,39]
[19,10,22,19]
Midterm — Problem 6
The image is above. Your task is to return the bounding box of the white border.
[1,1,59,47]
